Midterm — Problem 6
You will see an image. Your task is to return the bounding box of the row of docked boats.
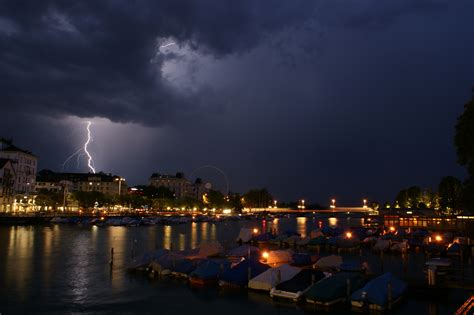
[239,225,470,258]
[129,230,408,311]
[49,214,247,226]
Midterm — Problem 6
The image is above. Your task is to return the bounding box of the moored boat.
[350,272,407,310]
[305,272,366,306]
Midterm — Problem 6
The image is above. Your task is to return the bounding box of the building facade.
[0,139,38,194]
[0,159,15,212]
[36,170,128,196]
[149,172,206,199]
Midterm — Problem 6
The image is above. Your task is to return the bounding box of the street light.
[115,177,125,196]
[330,199,336,209]
[363,199,367,208]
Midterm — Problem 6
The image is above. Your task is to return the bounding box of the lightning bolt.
[61,147,83,171]
[160,42,175,49]
[84,121,96,174]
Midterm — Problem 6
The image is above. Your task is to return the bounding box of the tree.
[35,189,64,210]
[72,191,110,208]
[204,190,226,209]
[243,188,273,208]
[455,98,474,212]
[395,186,422,208]
[438,176,463,213]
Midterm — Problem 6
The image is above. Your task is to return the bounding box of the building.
[0,139,38,194]
[36,170,128,196]
[149,172,206,199]
[0,159,15,212]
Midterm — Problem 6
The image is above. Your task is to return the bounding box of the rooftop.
[37,169,121,183]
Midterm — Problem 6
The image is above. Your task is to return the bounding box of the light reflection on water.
[0,217,465,314]
[296,217,307,237]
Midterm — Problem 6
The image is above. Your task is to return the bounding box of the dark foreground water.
[0,217,470,314]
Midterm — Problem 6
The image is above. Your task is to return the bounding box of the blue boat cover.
[220,258,269,287]
[322,226,343,237]
[351,272,406,307]
[447,243,461,253]
[190,259,230,280]
[275,269,325,293]
[282,230,301,237]
[305,272,366,302]
[170,259,196,274]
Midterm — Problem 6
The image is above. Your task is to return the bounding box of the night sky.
[1,1,473,205]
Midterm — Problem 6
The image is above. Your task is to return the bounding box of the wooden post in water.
[109,247,114,266]
[277,269,281,285]
[380,250,384,273]
[387,282,393,310]
[346,278,351,301]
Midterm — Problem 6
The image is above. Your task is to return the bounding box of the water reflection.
[201,222,209,242]
[6,227,34,295]
[179,233,186,251]
[191,222,198,248]
[296,217,307,237]
[163,225,172,249]
[329,217,338,227]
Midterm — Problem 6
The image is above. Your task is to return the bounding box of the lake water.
[0,217,469,314]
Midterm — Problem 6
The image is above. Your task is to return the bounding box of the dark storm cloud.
[0,0,454,125]
[0,0,320,124]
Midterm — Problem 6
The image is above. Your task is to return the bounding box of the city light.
[330,198,336,209]
[253,228,259,234]
[262,251,269,260]
[346,231,352,239]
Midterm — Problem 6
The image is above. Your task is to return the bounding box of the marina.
[1,215,473,314]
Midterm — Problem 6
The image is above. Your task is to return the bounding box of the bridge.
[244,207,378,215]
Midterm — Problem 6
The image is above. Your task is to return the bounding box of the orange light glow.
[389,226,396,232]
[262,251,269,260]
[346,232,352,239]
[435,235,442,242]
[100,216,105,220]
[253,228,259,234]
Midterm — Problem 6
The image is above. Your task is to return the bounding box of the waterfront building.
[0,158,15,212]
[36,170,128,196]
[0,139,38,194]
[149,172,206,199]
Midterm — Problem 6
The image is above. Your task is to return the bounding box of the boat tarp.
[227,245,260,258]
[274,269,325,293]
[266,250,293,265]
[248,264,301,291]
[236,228,253,243]
[220,258,270,287]
[291,253,316,267]
[390,241,408,252]
[315,255,343,270]
[305,272,366,302]
[350,272,407,307]
[252,232,274,242]
[310,229,324,238]
[190,259,231,280]
[373,239,391,252]
[196,241,224,258]
[170,259,197,275]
